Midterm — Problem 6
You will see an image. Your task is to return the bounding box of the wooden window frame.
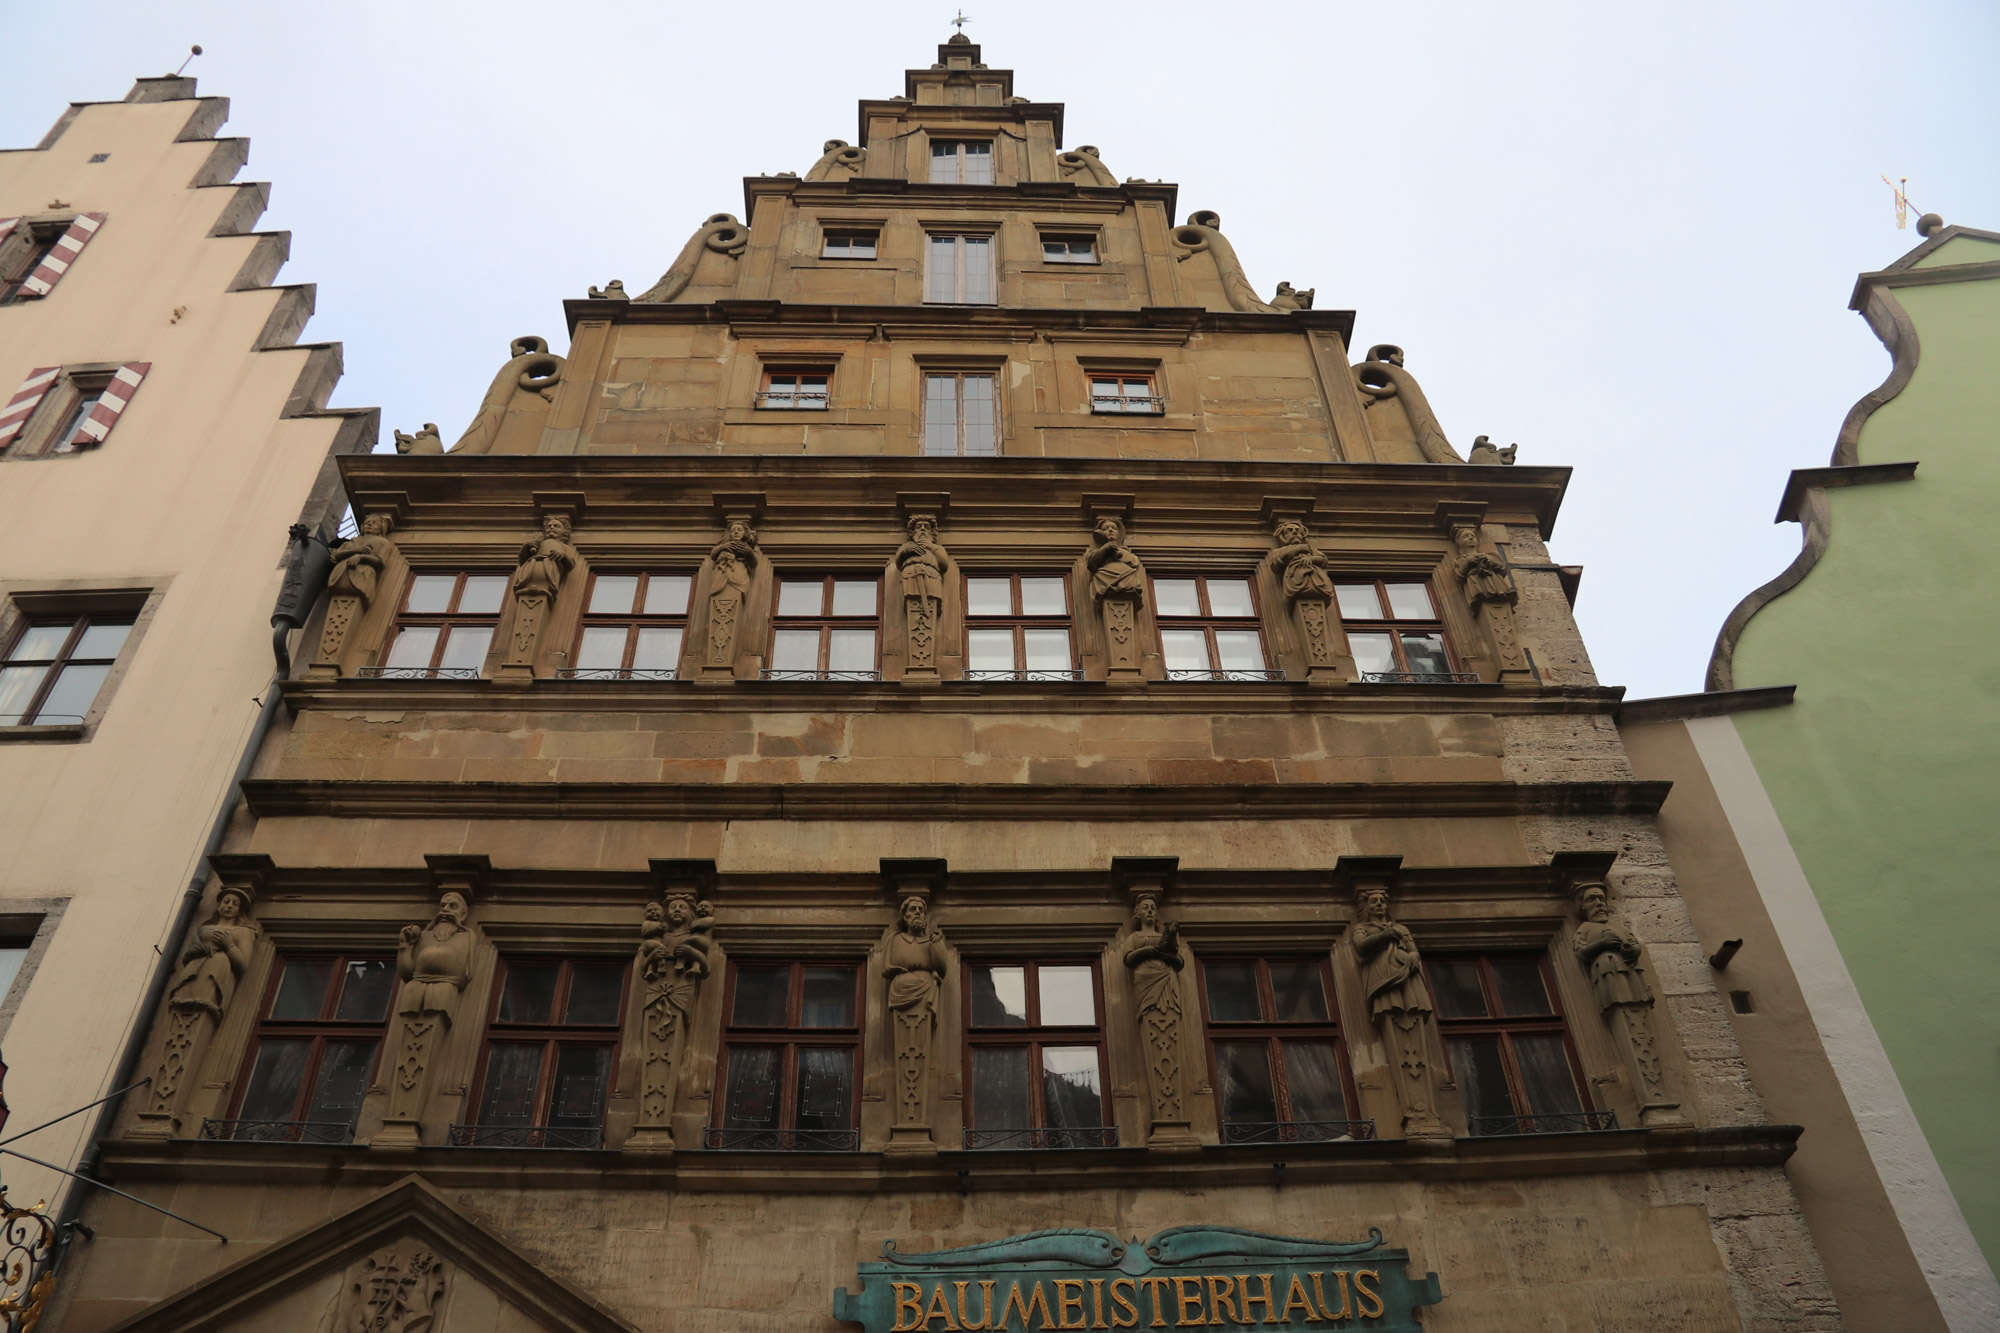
[0,219,71,305]
[924,233,997,305]
[820,230,879,260]
[225,952,398,1143]
[962,959,1112,1147]
[920,370,1000,455]
[1426,952,1600,1135]
[1336,579,1468,683]
[928,139,995,185]
[567,571,692,680]
[463,956,629,1147]
[714,961,863,1149]
[756,366,832,411]
[1039,232,1099,265]
[767,575,882,680]
[1088,371,1162,415]
[379,571,508,679]
[1151,574,1276,681]
[1,609,133,726]
[962,573,1076,680]
[1196,956,1363,1143]
[5,366,114,458]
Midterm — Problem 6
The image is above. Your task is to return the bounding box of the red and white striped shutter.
[19,212,106,298]
[65,361,151,448]
[0,367,61,451]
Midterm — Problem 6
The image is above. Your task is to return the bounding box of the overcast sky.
[6,0,1995,699]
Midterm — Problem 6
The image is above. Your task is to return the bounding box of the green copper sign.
[834,1227,1442,1333]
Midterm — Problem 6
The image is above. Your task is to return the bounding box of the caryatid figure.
[895,515,953,676]
[633,893,713,1144]
[506,514,579,670]
[1266,518,1343,675]
[1085,516,1147,678]
[1572,881,1684,1126]
[1450,522,1529,678]
[882,894,949,1141]
[703,519,760,675]
[1348,886,1450,1140]
[377,891,478,1145]
[1123,892,1191,1139]
[137,885,259,1135]
[314,513,398,671]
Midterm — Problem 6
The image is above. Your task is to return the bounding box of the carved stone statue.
[895,515,953,676]
[1170,211,1281,314]
[450,336,565,456]
[587,279,629,301]
[138,885,258,1134]
[632,893,713,1147]
[314,513,397,671]
[378,891,478,1146]
[1265,518,1341,676]
[1123,892,1189,1139]
[1349,886,1450,1140]
[1056,144,1117,187]
[806,138,868,181]
[1269,281,1315,311]
[505,514,579,671]
[1352,345,1464,464]
[343,1246,449,1333]
[637,213,749,303]
[1450,523,1528,677]
[703,519,759,676]
[883,895,949,1141]
[1085,516,1147,678]
[1573,882,1684,1126]
[1467,435,1518,465]
[392,423,443,455]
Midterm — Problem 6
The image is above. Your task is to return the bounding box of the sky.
[5,0,1996,700]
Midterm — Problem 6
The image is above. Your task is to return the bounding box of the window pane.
[1018,577,1066,615]
[1161,630,1209,673]
[0,666,46,724]
[966,578,1012,616]
[333,960,395,1021]
[1384,584,1434,620]
[1269,963,1330,1021]
[1512,1034,1584,1118]
[39,663,109,722]
[1281,1040,1350,1122]
[1335,585,1384,620]
[924,375,960,454]
[1400,633,1451,676]
[1491,959,1555,1016]
[1153,579,1200,617]
[961,375,996,454]
[644,575,692,614]
[1447,1035,1516,1123]
[1348,631,1397,678]
[437,626,491,673]
[1429,960,1490,1018]
[1204,962,1262,1022]
[1041,1047,1103,1129]
[72,621,131,659]
[970,1046,1032,1129]
[576,626,628,671]
[6,624,70,662]
[723,1046,782,1128]
[926,237,958,302]
[961,236,994,303]
[565,966,625,1026]
[826,629,876,672]
[732,967,791,1026]
[1038,966,1096,1026]
[458,576,508,615]
[971,965,1029,1027]
[1214,1042,1277,1123]
[548,1044,612,1127]
[771,629,820,672]
[796,1047,855,1129]
[1213,630,1265,674]
[589,576,638,614]
[967,629,1016,672]
[1022,629,1071,671]
[403,575,456,614]
[632,627,682,672]
[1207,580,1256,617]
[477,1043,544,1125]
[830,581,877,616]
[382,626,439,671]
[929,142,957,183]
[777,581,823,617]
[238,1039,312,1122]
[801,967,856,1027]
[308,1040,377,1124]
[498,963,559,1024]
[269,959,335,1021]
[962,142,993,184]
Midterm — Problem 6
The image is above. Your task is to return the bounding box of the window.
[929,140,993,185]
[1089,373,1162,415]
[377,573,507,679]
[1153,576,1275,681]
[964,575,1075,681]
[1040,233,1098,264]
[964,962,1113,1149]
[222,954,396,1143]
[458,958,627,1149]
[1,613,131,726]
[1428,953,1604,1136]
[0,362,150,458]
[0,938,31,1001]
[0,213,103,304]
[567,572,691,679]
[821,231,878,259]
[757,368,830,410]
[712,962,861,1150]
[768,576,879,680]
[925,233,994,304]
[922,372,998,455]
[1200,958,1363,1144]
[1336,580,1468,683]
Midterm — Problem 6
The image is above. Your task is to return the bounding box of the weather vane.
[1880,174,1915,230]
[951,9,971,32]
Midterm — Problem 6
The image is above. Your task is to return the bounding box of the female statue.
[1085,516,1146,603]
[883,895,950,1130]
[705,520,759,670]
[1350,885,1449,1138]
[1123,893,1186,1124]
[146,886,260,1123]
[637,895,714,1128]
[1451,525,1514,606]
[326,514,396,609]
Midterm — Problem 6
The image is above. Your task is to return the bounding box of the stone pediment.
[102,1174,638,1333]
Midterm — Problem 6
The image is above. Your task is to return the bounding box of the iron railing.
[199,1118,356,1145]
[1165,668,1287,683]
[1360,671,1483,685]
[754,392,830,410]
[702,1126,860,1152]
[0,1187,57,1333]
[356,666,483,681]
[1218,1119,1377,1146]
[963,1126,1119,1151]
[759,669,882,683]
[1090,396,1165,414]
[962,669,1086,683]
[447,1123,603,1149]
[1467,1110,1617,1137]
[555,668,679,681]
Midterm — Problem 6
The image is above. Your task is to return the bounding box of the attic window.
[1041,234,1098,264]
[930,140,993,185]
[821,231,878,260]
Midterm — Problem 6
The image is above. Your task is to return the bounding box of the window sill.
[0,723,85,742]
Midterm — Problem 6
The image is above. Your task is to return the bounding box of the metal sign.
[835,1226,1442,1333]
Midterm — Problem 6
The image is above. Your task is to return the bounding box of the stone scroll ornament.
[704,519,760,676]
[1265,518,1342,677]
[637,212,750,303]
[1352,346,1464,464]
[1171,211,1283,314]
[1123,892,1190,1139]
[1085,516,1147,679]
[138,886,258,1135]
[1450,522,1529,676]
[313,513,397,672]
[450,336,565,456]
[883,895,949,1142]
[377,892,477,1146]
[345,1245,449,1333]
[505,514,579,671]
[1348,886,1451,1140]
[807,138,868,180]
[391,423,443,455]
[895,515,953,677]
[633,893,713,1144]
[1056,144,1117,187]
[1572,881,1685,1127]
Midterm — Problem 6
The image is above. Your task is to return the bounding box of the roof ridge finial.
[950,8,971,38]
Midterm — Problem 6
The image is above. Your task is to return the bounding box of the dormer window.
[930,140,993,185]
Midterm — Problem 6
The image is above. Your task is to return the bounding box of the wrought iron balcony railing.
[1467,1110,1618,1137]
[447,1123,603,1149]
[759,669,882,683]
[963,1125,1119,1151]
[1218,1119,1377,1146]
[1090,396,1165,414]
[356,666,483,681]
[962,669,1086,683]
[555,668,679,681]
[1165,668,1287,683]
[754,392,830,410]
[702,1126,861,1152]
[199,1118,357,1145]
[1360,671,1483,685]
